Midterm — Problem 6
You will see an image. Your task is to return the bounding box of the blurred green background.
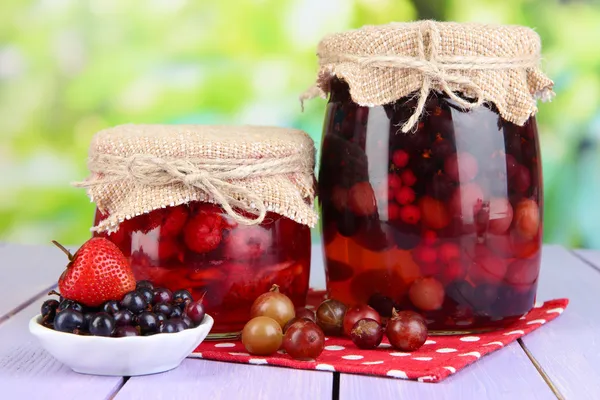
[1,0,599,248]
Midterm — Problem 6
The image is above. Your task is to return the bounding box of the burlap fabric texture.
[301,20,555,132]
[74,124,317,233]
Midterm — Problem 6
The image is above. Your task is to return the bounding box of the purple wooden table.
[1,242,598,399]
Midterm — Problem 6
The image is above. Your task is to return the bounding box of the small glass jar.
[95,202,311,338]
[318,78,543,333]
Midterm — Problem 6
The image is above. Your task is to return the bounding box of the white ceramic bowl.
[29,314,213,376]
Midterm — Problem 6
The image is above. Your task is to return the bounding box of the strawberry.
[223,226,272,260]
[183,212,224,253]
[52,237,136,307]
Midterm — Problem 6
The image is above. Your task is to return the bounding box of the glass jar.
[94,201,311,338]
[318,78,543,333]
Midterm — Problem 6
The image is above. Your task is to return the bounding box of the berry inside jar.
[94,202,311,338]
[318,78,542,333]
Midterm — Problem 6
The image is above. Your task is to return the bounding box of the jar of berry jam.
[76,124,317,338]
[303,21,554,333]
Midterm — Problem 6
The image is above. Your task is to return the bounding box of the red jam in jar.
[94,202,311,338]
[318,78,543,333]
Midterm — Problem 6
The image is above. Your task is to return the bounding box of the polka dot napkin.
[191,292,568,382]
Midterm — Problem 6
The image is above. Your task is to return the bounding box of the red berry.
[422,230,437,246]
[386,310,428,352]
[400,205,421,224]
[343,305,381,337]
[408,277,445,311]
[350,318,384,349]
[283,320,325,360]
[437,242,460,263]
[419,196,450,230]
[331,185,349,211]
[400,169,417,187]
[444,152,478,182]
[505,154,519,178]
[488,197,513,234]
[413,245,437,265]
[395,186,416,205]
[512,165,531,193]
[54,237,136,307]
[466,245,508,284]
[158,238,184,262]
[388,202,402,220]
[440,260,467,284]
[183,212,224,253]
[505,258,540,289]
[136,210,165,233]
[388,174,403,192]
[161,205,189,237]
[348,181,377,216]
[224,225,272,260]
[392,150,410,168]
[514,199,540,240]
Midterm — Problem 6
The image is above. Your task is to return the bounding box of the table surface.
[1,242,599,400]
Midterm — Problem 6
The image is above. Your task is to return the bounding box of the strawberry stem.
[51,240,74,261]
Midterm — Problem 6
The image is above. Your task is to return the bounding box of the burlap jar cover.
[74,124,318,233]
[301,20,555,132]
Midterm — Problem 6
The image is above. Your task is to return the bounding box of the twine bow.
[300,20,541,133]
[74,153,309,227]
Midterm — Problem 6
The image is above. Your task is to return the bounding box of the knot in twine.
[301,20,540,133]
[74,153,309,226]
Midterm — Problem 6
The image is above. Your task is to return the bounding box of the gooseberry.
[386,310,428,352]
[316,299,347,336]
[250,284,295,329]
[343,305,381,337]
[408,277,445,311]
[350,318,384,349]
[282,320,325,360]
[241,316,283,356]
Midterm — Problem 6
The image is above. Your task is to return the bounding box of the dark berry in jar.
[395,186,416,205]
[444,152,478,182]
[283,320,325,360]
[159,321,179,334]
[137,287,154,304]
[41,299,59,323]
[343,305,381,337]
[400,205,421,224]
[53,309,84,333]
[120,291,147,314]
[368,293,396,318]
[316,299,347,336]
[153,302,174,316]
[337,211,359,237]
[250,284,295,329]
[513,199,540,240]
[242,316,283,356]
[102,300,120,315]
[186,299,206,325]
[152,287,173,304]
[419,196,450,230]
[386,310,428,352]
[505,153,519,178]
[400,169,417,187]
[113,310,134,327]
[89,312,115,337]
[432,139,454,159]
[428,173,455,200]
[172,289,193,308]
[136,280,154,290]
[512,164,531,193]
[350,318,384,350]
[488,197,513,234]
[392,149,410,168]
[348,181,377,216]
[408,277,445,311]
[295,307,316,323]
[114,326,140,337]
[137,311,159,335]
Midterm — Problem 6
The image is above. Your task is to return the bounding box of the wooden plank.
[0,301,124,400]
[116,358,333,400]
[0,243,68,318]
[518,245,600,399]
[339,341,554,400]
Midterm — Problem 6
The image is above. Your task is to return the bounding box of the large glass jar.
[318,78,543,333]
[94,202,311,338]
